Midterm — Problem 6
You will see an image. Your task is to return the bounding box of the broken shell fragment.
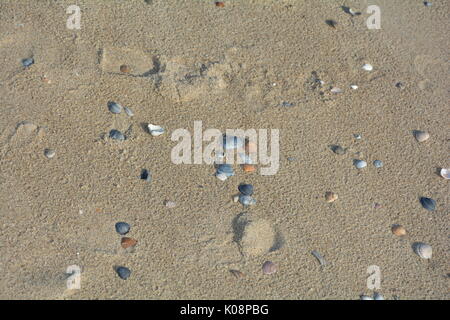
[242,164,256,173]
[362,64,373,71]
[229,269,244,279]
[413,242,432,259]
[238,194,256,206]
[440,168,450,180]
[325,192,338,203]
[262,261,277,275]
[148,124,165,136]
[391,225,406,236]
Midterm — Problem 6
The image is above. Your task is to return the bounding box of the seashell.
[348,8,361,16]
[440,168,450,180]
[216,164,234,177]
[354,159,367,169]
[109,129,125,141]
[325,192,338,203]
[391,225,406,236]
[121,237,137,249]
[44,149,55,159]
[124,107,134,117]
[360,295,374,300]
[239,194,256,206]
[330,87,343,94]
[215,1,225,7]
[229,269,245,279]
[115,266,131,280]
[262,261,277,275]
[238,184,254,196]
[354,134,362,140]
[373,292,385,300]
[164,200,176,208]
[420,197,436,211]
[233,195,240,203]
[115,222,130,235]
[413,242,432,259]
[362,64,373,71]
[222,135,244,150]
[350,84,358,90]
[148,124,165,136]
[108,101,122,114]
[413,130,430,142]
[140,169,151,182]
[216,172,229,181]
[331,145,346,155]
[242,164,256,172]
[120,65,130,73]
[22,58,34,67]
[373,160,384,168]
[424,1,432,7]
[311,250,327,266]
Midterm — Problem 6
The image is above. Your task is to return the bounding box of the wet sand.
[0,0,448,299]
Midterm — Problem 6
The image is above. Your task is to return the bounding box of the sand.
[0,0,448,300]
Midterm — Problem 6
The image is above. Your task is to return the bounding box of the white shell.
[440,168,450,180]
[413,242,432,259]
[360,295,374,300]
[216,172,228,181]
[148,124,165,136]
[362,64,373,71]
[330,87,343,94]
[350,84,358,90]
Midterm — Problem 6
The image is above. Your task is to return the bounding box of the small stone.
[120,65,130,73]
[420,197,436,211]
[121,237,137,249]
[164,200,176,208]
[262,261,277,275]
[115,222,130,235]
[109,129,125,141]
[22,58,34,67]
[242,164,256,173]
[107,102,122,114]
[116,266,131,280]
[353,159,367,169]
[44,149,55,159]
[325,192,338,203]
[391,225,406,236]
[373,160,384,168]
[413,130,430,142]
[238,184,253,196]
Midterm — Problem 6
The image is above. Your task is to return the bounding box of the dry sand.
[0,0,448,300]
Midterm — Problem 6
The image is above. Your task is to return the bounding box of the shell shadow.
[231,212,248,244]
[269,231,284,252]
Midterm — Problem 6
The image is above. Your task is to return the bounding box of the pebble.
[262,261,277,275]
[108,101,122,114]
[353,159,367,169]
[238,184,253,196]
[22,58,34,67]
[331,145,346,155]
[140,169,151,182]
[44,149,55,159]
[238,194,256,206]
[373,160,384,168]
[413,130,430,142]
[109,129,125,141]
[116,266,131,280]
[325,192,338,203]
[420,197,436,211]
[115,222,130,235]
[362,63,373,71]
[124,107,134,117]
[391,225,406,236]
[121,237,137,249]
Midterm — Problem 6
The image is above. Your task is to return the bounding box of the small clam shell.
[391,225,406,236]
[148,124,165,136]
[121,237,137,249]
[440,168,450,180]
[44,149,56,159]
[413,130,430,142]
[108,101,122,114]
[373,160,384,168]
[262,261,277,275]
[238,194,256,206]
[109,129,125,141]
[115,222,130,235]
[413,242,432,259]
[22,58,34,67]
[331,145,346,155]
[217,164,234,177]
[420,197,436,211]
[354,159,367,169]
[325,192,338,203]
[238,184,254,196]
[362,64,373,71]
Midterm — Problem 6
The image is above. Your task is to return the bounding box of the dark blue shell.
[420,197,436,211]
[115,222,130,235]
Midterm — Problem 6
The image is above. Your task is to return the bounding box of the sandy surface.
[0,0,448,300]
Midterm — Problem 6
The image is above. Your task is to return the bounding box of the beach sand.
[0,0,448,299]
